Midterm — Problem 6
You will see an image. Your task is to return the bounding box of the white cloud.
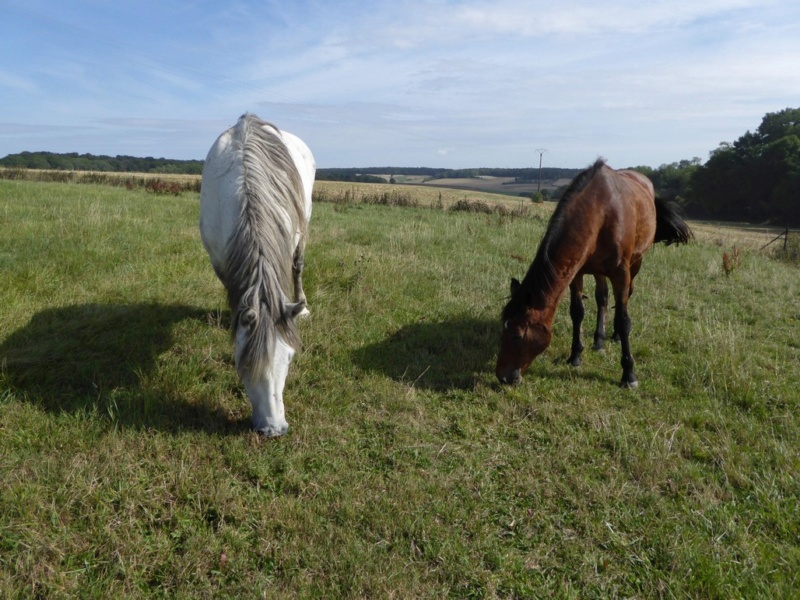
[1,0,799,167]
[455,0,768,36]
[0,69,38,94]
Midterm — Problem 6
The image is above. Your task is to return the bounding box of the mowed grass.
[1,179,799,598]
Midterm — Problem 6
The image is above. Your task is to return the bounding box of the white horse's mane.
[224,113,306,377]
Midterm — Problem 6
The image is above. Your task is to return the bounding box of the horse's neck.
[525,239,585,321]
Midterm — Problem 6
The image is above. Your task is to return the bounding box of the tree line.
[0,151,204,174]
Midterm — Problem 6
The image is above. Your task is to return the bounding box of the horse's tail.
[225,114,305,378]
[654,197,693,245]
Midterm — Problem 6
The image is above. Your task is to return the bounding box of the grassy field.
[1,179,798,598]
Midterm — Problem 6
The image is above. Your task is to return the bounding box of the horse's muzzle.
[256,423,289,438]
[497,368,522,386]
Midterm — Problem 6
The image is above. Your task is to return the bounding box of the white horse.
[200,113,315,437]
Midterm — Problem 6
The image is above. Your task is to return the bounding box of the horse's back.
[617,169,656,216]
[573,164,657,277]
[199,116,315,279]
[279,130,315,220]
[605,166,657,253]
[200,126,243,277]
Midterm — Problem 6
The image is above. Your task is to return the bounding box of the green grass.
[1,179,799,598]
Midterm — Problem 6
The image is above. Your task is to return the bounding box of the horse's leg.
[592,275,608,351]
[611,258,642,344]
[292,237,310,317]
[628,256,642,300]
[567,276,585,367]
[611,271,637,389]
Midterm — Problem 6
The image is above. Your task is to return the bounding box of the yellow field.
[313,179,550,214]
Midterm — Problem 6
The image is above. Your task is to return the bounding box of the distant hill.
[314,167,583,198]
[0,151,204,174]
[316,166,581,182]
[0,152,582,195]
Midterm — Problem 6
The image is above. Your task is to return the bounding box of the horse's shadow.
[351,316,622,392]
[352,317,499,391]
[0,303,245,434]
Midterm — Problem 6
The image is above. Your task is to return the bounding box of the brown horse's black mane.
[502,158,607,320]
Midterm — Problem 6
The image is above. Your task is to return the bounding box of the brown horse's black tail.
[654,197,693,245]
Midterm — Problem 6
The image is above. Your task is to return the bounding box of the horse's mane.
[224,113,306,377]
[502,158,606,320]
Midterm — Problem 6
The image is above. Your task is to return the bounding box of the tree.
[686,107,800,224]
[755,107,800,144]
[764,135,800,223]
[630,159,700,208]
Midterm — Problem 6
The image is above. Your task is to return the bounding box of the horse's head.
[234,298,306,438]
[496,278,552,385]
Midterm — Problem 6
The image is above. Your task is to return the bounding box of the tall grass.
[0,167,201,193]
[1,179,798,597]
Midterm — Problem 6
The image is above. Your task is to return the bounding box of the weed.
[722,246,742,275]
[144,179,183,196]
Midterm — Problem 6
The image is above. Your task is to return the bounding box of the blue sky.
[2,0,799,169]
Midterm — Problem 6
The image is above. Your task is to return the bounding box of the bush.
[530,192,545,204]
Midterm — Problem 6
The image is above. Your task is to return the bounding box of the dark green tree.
[687,107,800,224]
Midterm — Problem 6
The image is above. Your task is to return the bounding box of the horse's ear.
[283,300,306,320]
[510,278,521,295]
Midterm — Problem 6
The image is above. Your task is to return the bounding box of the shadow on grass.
[0,303,247,434]
[352,316,499,391]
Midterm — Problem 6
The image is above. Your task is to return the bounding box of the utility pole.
[535,148,548,194]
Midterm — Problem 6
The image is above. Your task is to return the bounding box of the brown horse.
[496,158,692,388]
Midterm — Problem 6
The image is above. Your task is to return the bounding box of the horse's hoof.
[567,357,582,367]
[298,307,311,318]
[619,380,639,390]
